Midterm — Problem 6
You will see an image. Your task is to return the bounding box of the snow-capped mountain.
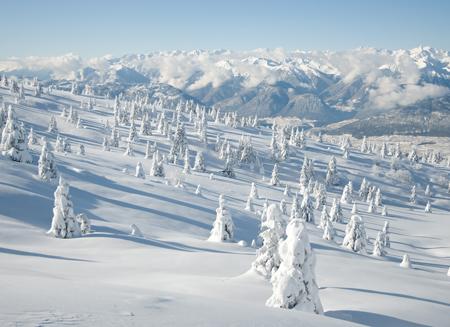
[1,47,449,131]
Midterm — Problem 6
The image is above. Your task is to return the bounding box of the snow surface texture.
[0,85,449,327]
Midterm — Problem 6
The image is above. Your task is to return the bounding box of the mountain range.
[1,46,449,135]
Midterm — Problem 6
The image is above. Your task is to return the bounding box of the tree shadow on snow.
[326,310,429,327]
[0,246,95,262]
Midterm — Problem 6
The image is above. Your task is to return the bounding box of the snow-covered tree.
[1,106,32,163]
[424,201,432,213]
[222,153,235,178]
[253,204,285,278]
[47,177,81,238]
[208,195,234,242]
[76,213,91,235]
[149,150,165,177]
[102,137,110,151]
[283,183,291,197]
[367,198,376,213]
[325,156,338,186]
[27,127,38,146]
[351,202,358,214]
[289,193,300,220]
[270,163,280,186]
[169,122,188,163]
[381,205,387,216]
[48,115,58,133]
[318,206,329,230]
[342,215,367,253]
[372,231,385,256]
[375,188,382,207]
[360,136,368,153]
[266,219,323,314]
[329,198,343,223]
[249,182,259,199]
[110,126,119,147]
[425,184,432,197]
[62,137,71,153]
[123,140,134,156]
[182,149,191,174]
[314,183,327,210]
[340,184,352,204]
[193,151,206,172]
[38,139,58,181]
[359,177,369,200]
[300,191,314,223]
[279,198,287,215]
[400,254,412,268]
[410,185,417,204]
[245,196,254,212]
[382,221,390,248]
[322,219,335,241]
[135,161,145,179]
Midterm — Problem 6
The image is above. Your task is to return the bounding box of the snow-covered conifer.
[182,149,191,174]
[351,202,358,214]
[372,231,385,256]
[318,206,329,230]
[135,161,145,179]
[149,150,165,177]
[208,195,234,242]
[110,126,119,147]
[123,140,134,156]
[410,185,417,204]
[102,137,110,151]
[329,198,343,223]
[279,199,287,215]
[266,219,323,314]
[76,213,91,235]
[222,153,235,178]
[425,184,432,197]
[28,127,37,146]
[253,204,285,278]
[245,196,254,212]
[367,198,376,213]
[400,254,412,268]
[249,182,259,199]
[340,184,351,204]
[193,151,206,172]
[300,191,314,223]
[48,115,58,133]
[325,156,338,186]
[270,163,280,186]
[424,201,432,213]
[359,177,369,200]
[283,183,291,197]
[78,144,85,155]
[382,221,390,248]
[375,188,382,207]
[47,177,81,238]
[342,215,367,253]
[38,139,58,181]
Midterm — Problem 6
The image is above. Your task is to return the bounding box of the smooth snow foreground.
[0,86,449,327]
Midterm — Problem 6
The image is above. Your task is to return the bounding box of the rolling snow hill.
[0,85,449,326]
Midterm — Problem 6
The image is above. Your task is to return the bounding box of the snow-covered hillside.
[0,84,449,326]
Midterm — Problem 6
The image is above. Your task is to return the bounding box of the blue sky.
[2,0,449,58]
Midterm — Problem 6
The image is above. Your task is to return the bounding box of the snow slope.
[0,86,449,326]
